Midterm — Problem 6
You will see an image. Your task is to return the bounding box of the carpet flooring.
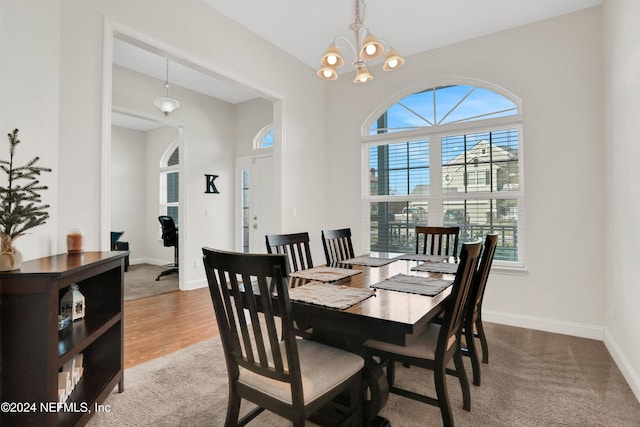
[124,263,179,301]
[88,322,640,426]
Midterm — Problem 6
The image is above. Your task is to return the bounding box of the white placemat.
[370,274,452,297]
[288,281,376,310]
[289,266,362,282]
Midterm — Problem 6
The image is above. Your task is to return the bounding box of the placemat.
[411,262,459,274]
[394,253,450,263]
[288,281,376,310]
[370,274,452,297]
[339,256,397,267]
[289,266,362,282]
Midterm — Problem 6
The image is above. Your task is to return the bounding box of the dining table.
[284,253,458,425]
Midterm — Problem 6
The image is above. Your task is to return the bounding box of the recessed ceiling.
[112,38,260,105]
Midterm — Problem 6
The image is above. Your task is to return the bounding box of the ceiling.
[202,0,603,70]
[112,0,602,130]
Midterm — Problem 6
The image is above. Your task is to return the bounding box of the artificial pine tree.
[0,129,52,264]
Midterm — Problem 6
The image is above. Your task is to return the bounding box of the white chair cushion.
[364,324,441,359]
[239,338,364,405]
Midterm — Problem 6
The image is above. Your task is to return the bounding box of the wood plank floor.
[123,287,219,369]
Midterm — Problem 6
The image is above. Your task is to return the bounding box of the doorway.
[237,154,276,253]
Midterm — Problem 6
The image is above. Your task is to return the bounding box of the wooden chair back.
[321,228,355,264]
[438,239,483,356]
[265,232,313,272]
[202,248,305,407]
[415,226,460,257]
[469,233,498,318]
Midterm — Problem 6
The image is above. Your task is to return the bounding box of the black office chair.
[156,216,178,281]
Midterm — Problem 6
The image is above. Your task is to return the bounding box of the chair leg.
[434,362,454,427]
[475,316,489,364]
[453,348,471,411]
[465,326,482,386]
[224,386,241,427]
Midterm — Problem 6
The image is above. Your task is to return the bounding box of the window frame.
[160,142,180,225]
[363,83,525,269]
[253,124,274,150]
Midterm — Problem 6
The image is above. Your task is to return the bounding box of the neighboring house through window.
[365,83,523,266]
[160,142,179,225]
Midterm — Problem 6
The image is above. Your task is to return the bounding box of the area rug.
[124,264,179,301]
[87,323,640,426]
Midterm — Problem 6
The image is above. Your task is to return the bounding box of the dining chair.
[415,226,460,258]
[462,233,498,386]
[321,228,355,264]
[265,232,313,272]
[202,247,364,427]
[363,239,483,427]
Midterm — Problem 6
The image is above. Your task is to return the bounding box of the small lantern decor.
[60,284,85,321]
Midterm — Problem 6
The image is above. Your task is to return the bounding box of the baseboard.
[603,330,640,403]
[185,278,207,291]
[483,309,604,340]
[128,258,167,267]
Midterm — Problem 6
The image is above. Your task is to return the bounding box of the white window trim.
[362,84,526,270]
[160,141,179,223]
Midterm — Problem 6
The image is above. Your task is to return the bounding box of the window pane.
[442,129,519,193]
[167,147,179,166]
[261,130,274,148]
[444,199,518,262]
[370,201,428,253]
[369,140,429,196]
[167,206,178,225]
[370,85,518,135]
[166,172,179,203]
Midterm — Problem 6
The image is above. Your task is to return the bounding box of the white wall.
[0,0,59,260]
[603,0,640,402]
[326,8,606,337]
[234,98,274,158]
[110,125,146,261]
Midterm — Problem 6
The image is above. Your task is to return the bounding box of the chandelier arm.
[334,35,358,62]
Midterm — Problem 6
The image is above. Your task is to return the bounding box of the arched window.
[365,83,523,266]
[254,125,274,150]
[160,142,179,225]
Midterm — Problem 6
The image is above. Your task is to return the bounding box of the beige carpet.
[124,263,179,301]
[88,323,640,426]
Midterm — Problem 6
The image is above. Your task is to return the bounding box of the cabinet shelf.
[58,312,121,365]
[0,251,128,427]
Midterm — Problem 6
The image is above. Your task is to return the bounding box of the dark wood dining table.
[287,254,456,425]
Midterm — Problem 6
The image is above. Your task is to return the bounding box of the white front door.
[237,155,276,253]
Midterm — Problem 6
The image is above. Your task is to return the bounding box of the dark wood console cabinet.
[0,251,128,426]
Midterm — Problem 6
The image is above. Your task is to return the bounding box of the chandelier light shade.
[317,0,405,83]
[154,58,181,116]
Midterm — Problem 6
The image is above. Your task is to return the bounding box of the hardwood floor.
[123,287,219,369]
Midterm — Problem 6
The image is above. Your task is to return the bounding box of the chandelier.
[153,58,181,115]
[316,0,405,83]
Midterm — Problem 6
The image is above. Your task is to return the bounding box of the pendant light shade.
[383,49,406,71]
[359,34,384,60]
[154,59,181,116]
[354,66,374,83]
